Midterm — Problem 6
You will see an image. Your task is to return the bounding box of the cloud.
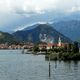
[14,21,49,31]
[67,6,80,13]
[0,0,80,32]
[12,0,58,16]
[0,0,80,15]
[0,0,57,14]
[0,0,11,12]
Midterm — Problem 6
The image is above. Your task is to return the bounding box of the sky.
[0,0,80,32]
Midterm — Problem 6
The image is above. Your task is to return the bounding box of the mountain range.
[13,20,80,43]
[0,31,18,44]
[51,20,80,41]
[13,24,72,43]
[0,20,80,44]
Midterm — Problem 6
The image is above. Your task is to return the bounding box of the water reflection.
[54,61,57,69]
[47,60,80,80]
[73,61,78,70]
[0,50,80,80]
[63,61,79,71]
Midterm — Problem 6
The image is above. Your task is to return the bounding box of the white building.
[58,37,62,47]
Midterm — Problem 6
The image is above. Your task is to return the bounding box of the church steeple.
[58,37,62,47]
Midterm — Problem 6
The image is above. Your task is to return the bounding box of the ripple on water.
[0,50,80,80]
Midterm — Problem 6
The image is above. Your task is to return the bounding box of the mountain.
[0,31,18,44]
[13,24,72,43]
[51,20,80,41]
[23,24,39,31]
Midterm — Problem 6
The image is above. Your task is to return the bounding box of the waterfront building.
[38,42,47,50]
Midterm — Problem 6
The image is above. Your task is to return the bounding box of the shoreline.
[0,49,80,61]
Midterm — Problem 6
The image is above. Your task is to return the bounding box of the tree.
[72,41,79,53]
[33,45,39,52]
[67,43,73,52]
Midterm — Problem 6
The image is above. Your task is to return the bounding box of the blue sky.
[0,0,80,32]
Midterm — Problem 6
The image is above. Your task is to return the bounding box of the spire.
[58,37,61,47]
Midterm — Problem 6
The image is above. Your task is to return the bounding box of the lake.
[0,50,80,80]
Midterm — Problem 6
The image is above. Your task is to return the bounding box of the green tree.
[72,41,79,53]
[33,45,39,52]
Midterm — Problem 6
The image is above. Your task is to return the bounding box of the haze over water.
[0,50,80,80]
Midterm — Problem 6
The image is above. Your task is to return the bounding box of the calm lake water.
[0,50,80,80]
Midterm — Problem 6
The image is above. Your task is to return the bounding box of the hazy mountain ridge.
[0,20,79,44]
[51,20,80,41]
[13,24,72,43]
[13,20,80,43]
[0,31,18,44]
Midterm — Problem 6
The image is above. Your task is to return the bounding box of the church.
[39,33,68,50]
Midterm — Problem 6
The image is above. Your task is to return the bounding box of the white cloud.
[67,6,80,13]
[0,0,57,14]
[0,0,80,32]
[0,0,11,12]
[0,0,80,15]
[14,21,49,31]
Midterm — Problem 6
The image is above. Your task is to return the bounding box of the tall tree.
[73,41,79,53]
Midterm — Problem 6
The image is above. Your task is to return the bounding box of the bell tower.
[58,37,62,47]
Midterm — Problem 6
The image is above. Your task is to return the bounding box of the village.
[0,36,68,49]
[0,36,80,54]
